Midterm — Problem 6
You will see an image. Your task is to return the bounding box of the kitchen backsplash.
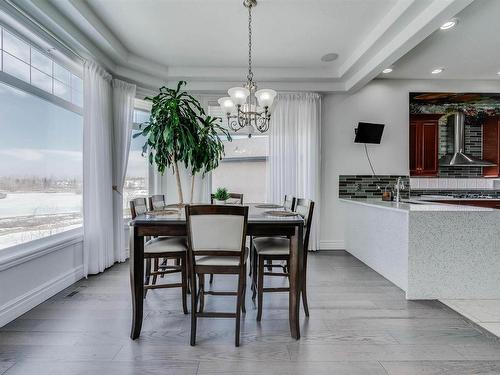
[338,175,410,199]
[438,120,483,178]
[339,175,500,198]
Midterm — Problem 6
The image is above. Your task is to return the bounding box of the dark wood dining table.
[129,203,305,340]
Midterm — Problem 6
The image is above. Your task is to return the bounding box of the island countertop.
[339,197,500,300]
[339,197,495,212]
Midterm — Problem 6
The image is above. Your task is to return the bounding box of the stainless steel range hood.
[439,112,496,167]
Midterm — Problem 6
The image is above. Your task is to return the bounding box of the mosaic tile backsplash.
[339,175,500,199]
[338,175,410,199]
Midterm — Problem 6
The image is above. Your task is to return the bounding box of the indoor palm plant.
[137,81,230,205]
[189,115,230,202]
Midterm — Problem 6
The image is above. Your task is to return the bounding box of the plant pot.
[214,199,227,205]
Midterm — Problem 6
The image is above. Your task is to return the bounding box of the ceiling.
[9,0,478,92]
[384,0,500,80]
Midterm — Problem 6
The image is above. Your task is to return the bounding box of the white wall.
[0,230,84,326]
[320,79,500,249]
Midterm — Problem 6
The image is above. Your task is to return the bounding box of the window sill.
[0,227,83,271]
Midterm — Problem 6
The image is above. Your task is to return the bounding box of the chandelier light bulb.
[218,97,235,114]
[228,87,250,106]
[255,89,277,109]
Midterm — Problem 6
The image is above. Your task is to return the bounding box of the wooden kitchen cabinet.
[410,114,441,176]
[483,116,500,177]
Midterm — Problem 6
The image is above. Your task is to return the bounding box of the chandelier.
[218,0,277,136]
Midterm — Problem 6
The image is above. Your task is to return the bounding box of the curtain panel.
[112,79,136,263]
[83,61,114,276]
[267,92,321,251]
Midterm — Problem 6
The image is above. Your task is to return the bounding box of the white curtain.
[111,79,136,263]
[83,61,114,276]
[267,92,321,251]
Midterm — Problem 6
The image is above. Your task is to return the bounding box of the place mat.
[263,210,297,217]
[146,209,179,216]
[255,204,283,209]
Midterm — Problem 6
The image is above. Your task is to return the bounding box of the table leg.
[288,224,303,339]
[130,226,144,339]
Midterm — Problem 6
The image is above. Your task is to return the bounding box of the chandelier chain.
[247,4,253,82]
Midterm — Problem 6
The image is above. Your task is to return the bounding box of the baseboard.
[319,240,345,250]
[0,265,84,327]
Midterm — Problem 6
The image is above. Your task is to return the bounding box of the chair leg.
[209,274,214,284]
[144,258,151,298]
[266,259,272,272]
[248,236,253,277]
[241,265,246,314]
[152,258,159,285]
[181,255,189,315]
[256,255,264,321]
[251,247,258,301]
[302,252,310,317]
[198,274,205,313]
[190,268,198,346]
[235,269,243,347]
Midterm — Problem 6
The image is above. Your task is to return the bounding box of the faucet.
[395,177,405,203]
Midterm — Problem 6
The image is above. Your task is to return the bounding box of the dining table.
[129,203,305,340]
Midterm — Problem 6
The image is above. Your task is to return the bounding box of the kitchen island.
[339,198,500,300]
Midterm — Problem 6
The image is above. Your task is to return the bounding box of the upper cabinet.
[410,114,441,177]
[483,116,500,177]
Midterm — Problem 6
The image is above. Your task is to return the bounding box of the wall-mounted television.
[354,122,385,144]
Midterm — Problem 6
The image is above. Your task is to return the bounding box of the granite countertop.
[417,195,500,201]
[339,198,496,212]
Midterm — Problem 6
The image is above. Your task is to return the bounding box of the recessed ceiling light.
[321,53,339,62]
[382,68,393,74]
[431,68,444,74]
[440,18,458,30]
[497,72,500,75]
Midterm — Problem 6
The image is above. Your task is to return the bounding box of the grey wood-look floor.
[2,252,500,374]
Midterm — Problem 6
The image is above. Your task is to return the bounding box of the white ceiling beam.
[338,0,416,78]
[345,0,475,92]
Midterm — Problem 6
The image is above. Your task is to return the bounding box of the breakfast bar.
[340,198,500,300]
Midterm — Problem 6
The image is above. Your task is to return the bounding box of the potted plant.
[213,187,230,205]
[189,116,231,203]
[136,81,207,206]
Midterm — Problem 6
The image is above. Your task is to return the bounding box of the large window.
[0,82,83,249]
[208,105,268,203]
[123,109,150,218]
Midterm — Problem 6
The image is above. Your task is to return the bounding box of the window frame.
[0,23,84,256]
[0,24,83,114]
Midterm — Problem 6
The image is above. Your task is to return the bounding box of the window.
[0,82,83,249]
[208,105,269,203]
[123,109,150,218]
[0,26,83,107]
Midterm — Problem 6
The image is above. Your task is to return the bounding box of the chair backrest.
[148,195,166,211]
[295,199,315,251]
[284,195,296,211]
[130,197,148,219]
[185,205,248,266]
[210,193,244,205]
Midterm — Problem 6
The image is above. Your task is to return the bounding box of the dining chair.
[130,198,188,313]
[284,195,296,211]
[185,204,248,347]
[148,194,166,211]
[147,194,183,284]
[251,198,315,320]
[210,193,244,205]
[253,195,296,277]
[209,193,244,284]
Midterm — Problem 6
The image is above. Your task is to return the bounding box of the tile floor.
[442,299,500,339]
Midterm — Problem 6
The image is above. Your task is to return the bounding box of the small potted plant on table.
[213,187,230,205]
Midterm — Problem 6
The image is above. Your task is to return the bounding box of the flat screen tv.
[354,122,385,144]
